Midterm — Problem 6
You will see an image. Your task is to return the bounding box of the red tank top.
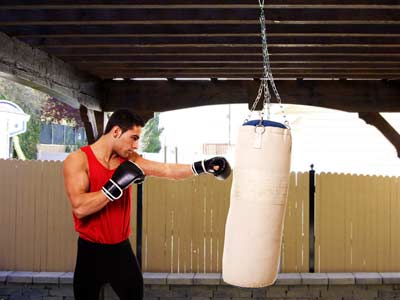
[73,146,132,244]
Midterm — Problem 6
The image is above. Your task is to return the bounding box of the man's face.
[114,125,142,158]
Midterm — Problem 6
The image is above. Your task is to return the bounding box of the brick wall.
[1,272,400,300]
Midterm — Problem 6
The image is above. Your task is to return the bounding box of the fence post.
[136,183,143,269]
[309,164,316,273]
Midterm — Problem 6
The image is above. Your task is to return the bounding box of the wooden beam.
[79,105,96,144]
[102,79,400,113]
[43,46,400,57]
[0,31,102,110]
[70,59,400,65]
[94,110,105,137]
[3,24,400,37]
[79,106,106,143]
[359,112,400,158]
[0,3,399,9]
[0,0,398,7]
[87,67,400,72]
[21,35,400,47]
[36,44,400,49]
[94,72,400,80]
[0,8,398,25]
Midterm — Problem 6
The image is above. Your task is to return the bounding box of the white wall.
[155,104,400,176]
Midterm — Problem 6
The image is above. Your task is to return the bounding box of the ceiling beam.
[359,112,400,158]
[3,24,400,37]
[42,46,400,56]
[20,35,400,47]
[0,3,399,9]
[0,8,398,25]
[0,31,102,110]
[0,0,398,7]
[102,79,400,113]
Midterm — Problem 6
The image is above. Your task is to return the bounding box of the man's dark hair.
[104,109,145,134]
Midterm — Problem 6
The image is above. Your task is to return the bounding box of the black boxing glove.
[102,160,145,201]
[192,156,231,180]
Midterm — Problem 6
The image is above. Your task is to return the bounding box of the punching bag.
[222,119,292,288]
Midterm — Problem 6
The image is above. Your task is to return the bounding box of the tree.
[0,78,84,159]
[0,78,47,159]
[140,113,164,153]
[41,97,83,128]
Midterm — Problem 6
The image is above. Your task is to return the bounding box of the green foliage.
[140,113,164,153]
[17,117,41,159]
[0,78,85,159]
[0,78,48,159]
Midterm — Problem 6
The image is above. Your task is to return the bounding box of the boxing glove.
[102,160,145,201]
[192,157,231,180]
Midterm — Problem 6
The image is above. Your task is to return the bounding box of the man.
[63,109,231,300]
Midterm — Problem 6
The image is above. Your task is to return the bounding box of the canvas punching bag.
[222,119,292,288]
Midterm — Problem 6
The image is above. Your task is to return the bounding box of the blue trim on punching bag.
[243,119,287,129]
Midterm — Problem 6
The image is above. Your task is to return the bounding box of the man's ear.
[112,126,122,138]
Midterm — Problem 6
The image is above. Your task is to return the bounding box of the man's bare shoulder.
[64,149,87,169]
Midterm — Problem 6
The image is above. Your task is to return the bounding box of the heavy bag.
[222,120,292,288]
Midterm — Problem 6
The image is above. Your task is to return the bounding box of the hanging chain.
[244,80,263,122]
[245,0,289,126]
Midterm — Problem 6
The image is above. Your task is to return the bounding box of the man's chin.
[117,152,129,159]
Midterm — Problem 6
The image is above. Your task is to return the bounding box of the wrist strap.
[192,161,206,175]
[102,179,123,201]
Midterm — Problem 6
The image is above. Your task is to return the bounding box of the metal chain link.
[245,0,289,126]
[244,80,264,122]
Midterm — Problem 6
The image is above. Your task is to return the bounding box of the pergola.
[0,1,399,153]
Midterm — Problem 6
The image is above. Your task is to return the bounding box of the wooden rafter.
[359,112,400,158]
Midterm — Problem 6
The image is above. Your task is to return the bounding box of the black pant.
[73,237,143,300]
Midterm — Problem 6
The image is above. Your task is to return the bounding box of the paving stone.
[187,286,214,298]
[353,273,382,285]
[301,273,329,285]
[149,284,169,291]
[322,285,355,298]
[21,287,49,297]
[33,272,64,285]
[7,272,34,284]
[380,273,400,284]
[266,286,288,297]
[193,273,221,285]
[252,287,267,298]
[287,285,321,298]
[0,286,23,296]
[275,273,301,285]
[146,286,187,298]
[59,272,74,285]
[0,272,12,285]
[327,273,355,285]
[214,286,241,298]
[48,286,74,297]
[143,272,169,285]
[352,286,379,300]
[167,273,194,285]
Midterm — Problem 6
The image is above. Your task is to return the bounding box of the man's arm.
[132,153,194,180]
[129,152,231,180]
[63,151,109,219]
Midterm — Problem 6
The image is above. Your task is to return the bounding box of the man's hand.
[102,160,146,201]
[192,157,231,180]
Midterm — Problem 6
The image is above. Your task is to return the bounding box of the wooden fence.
[0,159,398,273]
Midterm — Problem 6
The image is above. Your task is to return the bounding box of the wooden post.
[359,112,400,158]
[94,110,105,137]
[80,105,105,144]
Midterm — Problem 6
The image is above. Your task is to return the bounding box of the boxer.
[63,109,230,300]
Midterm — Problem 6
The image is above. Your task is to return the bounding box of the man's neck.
[90,135,118,163]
